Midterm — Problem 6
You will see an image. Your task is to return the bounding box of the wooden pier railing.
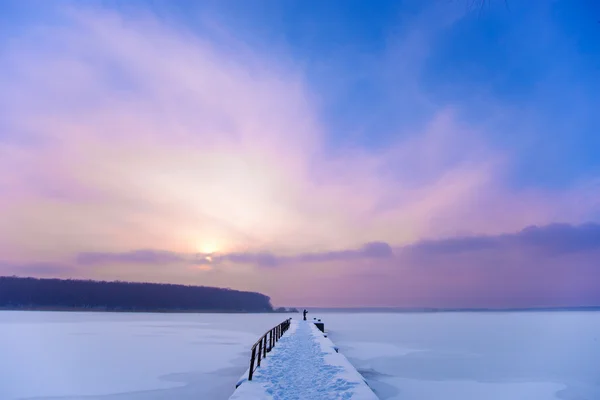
[248,318,291,381]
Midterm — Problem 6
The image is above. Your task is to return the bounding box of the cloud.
[215,223,600,269]
[0,261,74,276]
[73,222,600,267]
[295,242,393,263]
[76,250,189,265]
[223,252,280,268]
[407,223,600,256]
[216,241,394,268]
[74,241,394,268]
[515,223,600,254]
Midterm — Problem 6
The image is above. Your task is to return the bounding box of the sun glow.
[198,241,219,255]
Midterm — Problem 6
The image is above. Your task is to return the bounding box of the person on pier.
[303,309,307,321]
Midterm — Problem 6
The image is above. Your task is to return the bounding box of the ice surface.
[324,312,600,400]
[1,311,599,400]
[0,311,290,400]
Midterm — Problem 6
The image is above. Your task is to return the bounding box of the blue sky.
[75,0,600,191]
[2,0,599,190]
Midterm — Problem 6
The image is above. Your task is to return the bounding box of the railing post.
[257,337,262,367]
[268,330,272,351]
[263,334,267,357]
[249,346,256,381]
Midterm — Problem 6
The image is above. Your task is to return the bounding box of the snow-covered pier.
[230,319,379,400]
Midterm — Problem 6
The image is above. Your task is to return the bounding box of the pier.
[230,318,379,400]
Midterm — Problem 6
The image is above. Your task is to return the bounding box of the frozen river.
[1,311,598,399]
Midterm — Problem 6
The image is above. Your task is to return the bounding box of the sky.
[0,0,599,308]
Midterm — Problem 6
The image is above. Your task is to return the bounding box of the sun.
[198,241,219,255]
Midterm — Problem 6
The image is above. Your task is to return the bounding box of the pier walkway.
[230,319,378,400]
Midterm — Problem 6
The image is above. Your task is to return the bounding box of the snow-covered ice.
[325,311,600,400]
[0,311,291,400]
[1,310,599,400]
[230,320,378,400]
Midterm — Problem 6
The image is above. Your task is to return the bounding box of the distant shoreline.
[0,276,277,313]
[0,306,296,314]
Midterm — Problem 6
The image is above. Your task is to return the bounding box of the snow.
[1,311,598,400]
[233,320,299,389]
[230,320,378,400]
[0,311,292,400]
[324,312,600,400]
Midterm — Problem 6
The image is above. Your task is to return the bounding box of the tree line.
[0,276,273,312]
